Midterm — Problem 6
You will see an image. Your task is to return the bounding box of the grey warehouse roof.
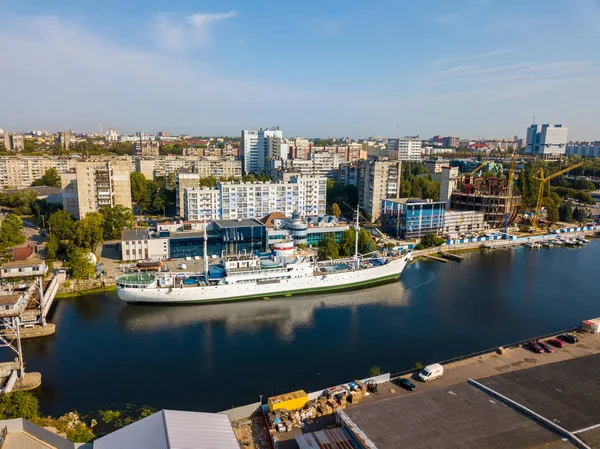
[93,409,240,449]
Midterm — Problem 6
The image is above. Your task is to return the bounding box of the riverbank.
[55,283,116,298]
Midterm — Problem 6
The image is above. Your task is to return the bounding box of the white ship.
[116,210,411,305]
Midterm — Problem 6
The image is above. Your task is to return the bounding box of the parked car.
[558,334,579,344]
[547,338,565,348]
[526,341,544,354]
[396,378,416,391]
[418,363,444,382]
[537,341,553,353]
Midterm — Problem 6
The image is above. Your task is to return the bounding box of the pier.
[0,267,64,393]
[422,254,447,263]
[438,251,463,262]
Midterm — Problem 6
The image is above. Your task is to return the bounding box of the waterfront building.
[359,160,402,222]
[121,228,170,261]
[241,128,283,174]
[525,124,568,160]
[442,210,486,237]
[387,137,422,161]
[60,160,132,219]
[381,198,446,239]
[265,212,350,247]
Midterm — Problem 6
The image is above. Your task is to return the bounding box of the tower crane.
[503,150,517,233]
[531,161,585,229]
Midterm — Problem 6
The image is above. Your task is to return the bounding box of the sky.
[1,0,599,140]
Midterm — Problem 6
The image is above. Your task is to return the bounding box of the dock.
[439,251,464,262]
[422,254,447,263]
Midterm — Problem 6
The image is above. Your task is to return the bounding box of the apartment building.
[0,157,78,188]
[61,160,132,219]
[241,128,283,174]
[132,139,160,156]
[359,160,402,222]
[183,188,220,221]
[271,152,342,180]
[5,133,24,152]
[183,176,327,221]
[387,137,422,161]
[337,163,359,187]
[138,156,242,181]
[176,171,201,217]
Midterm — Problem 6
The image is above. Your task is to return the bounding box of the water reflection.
[118,281,410,340]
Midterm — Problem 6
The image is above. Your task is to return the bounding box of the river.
[16,241,600,416]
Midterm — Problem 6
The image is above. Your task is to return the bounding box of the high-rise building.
[525,124,568,160]
[5,133,24,152]
[58,131,74,151]
[386,137,422,160]
[439,166,459,205]
[132,140,160,157]
[241,128,283,174]
[61,160,132,219]
[176,171,201,218]
[443,137,460,148]
[184,188,220,221]
[358,160,402,222]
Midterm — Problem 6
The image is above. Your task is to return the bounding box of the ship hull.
[117,255,409,305]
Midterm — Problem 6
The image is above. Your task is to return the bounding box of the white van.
[418,363,444,382]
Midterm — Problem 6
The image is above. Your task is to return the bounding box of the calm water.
[16,241,600,416]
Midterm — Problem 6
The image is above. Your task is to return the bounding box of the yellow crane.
[469,160,491,176]
[503,150,517,232]
[531,161,585,229]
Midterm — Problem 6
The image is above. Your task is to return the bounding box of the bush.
[0,391,40,420]
[418,233,445,248]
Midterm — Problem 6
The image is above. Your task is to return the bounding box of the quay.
[421,254,447,263]
[233,328,600,449]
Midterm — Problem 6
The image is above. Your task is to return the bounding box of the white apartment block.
[387,137,422,160]
[526,124,568,160]
[183,176,327,221]
[137,156,241,180]
[275,152,342,180]
[183,188,220,221]
[61,160,132,219]
[0,157,78,188]
[242,128,283,174]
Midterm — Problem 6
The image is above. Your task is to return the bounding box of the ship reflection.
[118,282,411,339]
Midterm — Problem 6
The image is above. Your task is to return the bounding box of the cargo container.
[268,390,308,412]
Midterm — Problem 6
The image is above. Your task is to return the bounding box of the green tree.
[73,212,105,251]
[330,203,342,217]
[416,232,445,249]
[339,229,355,257]
[546,205,559,225]
[0,214,26,249]
[368,366,382,377]
[48,210,75,240]
[31,168,61,187]
[317,234,339,260]
[66,247,96,280]
[130,172,148,203]
[152,195,165,215]
[573,207,586,222]
[0,391,39,420]
[101,205,135,240]
[358,229,377,255]
[559,203,573,222]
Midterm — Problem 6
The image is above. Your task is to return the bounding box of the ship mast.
[203,219,209,282]
[354,203,360,269]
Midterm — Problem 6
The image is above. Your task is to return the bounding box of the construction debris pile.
[266,381,370,435]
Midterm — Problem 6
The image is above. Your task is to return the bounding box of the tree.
[48,210,75,241]
[66,247,96,280]
[357,229,377,255]
[130,172,148,203]
[416,232,445,249]
[339,229,355,257]
[573,207,586,223]
[368,366,382,377]
[546,205,559,225]
[152,195,165,215]
[317,234,339,260]
[330,203,342,217]
[101,205,135,240]
[73,212,105,251]
[31,168,61,187]
[0,214,26,249]
[559,203,573,222]
[0,391,39,420]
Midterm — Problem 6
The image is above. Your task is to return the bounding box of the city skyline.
[1,0,599,139]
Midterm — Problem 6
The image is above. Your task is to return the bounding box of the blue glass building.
[381,199,446,239]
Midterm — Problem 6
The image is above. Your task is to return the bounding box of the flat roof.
[342,382,568,449]
[121,229,149,241]
[1,257,45,269]
[0,295,22,306]
[478,353,600,433]
[214,219,265,229]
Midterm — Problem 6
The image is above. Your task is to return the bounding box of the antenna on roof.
[532,115,536,124]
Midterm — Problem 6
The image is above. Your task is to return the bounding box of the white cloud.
[154,10,238,51]
[433,48,512,65]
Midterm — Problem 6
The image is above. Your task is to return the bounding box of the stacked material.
[268,390,308,413]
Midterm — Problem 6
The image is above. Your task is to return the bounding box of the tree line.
[317,228,377,260]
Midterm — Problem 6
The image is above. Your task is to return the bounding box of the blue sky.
[1,0,599,139]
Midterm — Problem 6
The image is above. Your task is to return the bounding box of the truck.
[418,363,444,382]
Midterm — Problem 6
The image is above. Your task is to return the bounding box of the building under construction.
[450,175,521,228]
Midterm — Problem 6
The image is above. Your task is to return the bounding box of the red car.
[547,338,565,348]
[537,341,553,353]
[526,341,544,354]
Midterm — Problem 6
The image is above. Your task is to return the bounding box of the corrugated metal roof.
[93,410,239,449]
[295,428,360,449]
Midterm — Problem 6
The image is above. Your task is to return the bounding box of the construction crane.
[503,150,517,233]
[531,161,585,229]
[468,160,491,176]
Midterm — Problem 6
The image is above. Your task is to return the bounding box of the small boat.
[136,259,163,270]
[523,241,541,249]
[551,238,564,245]
[575,237,589,244]
[541,241,553,248]
[564,239,578,247]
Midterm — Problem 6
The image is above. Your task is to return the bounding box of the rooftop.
[214,218,265,229]
[1,256,46,269]
[260,211,287,228]
[121,229,149,241]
